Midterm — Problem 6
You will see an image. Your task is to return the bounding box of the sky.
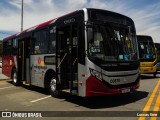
[0,0,160,43]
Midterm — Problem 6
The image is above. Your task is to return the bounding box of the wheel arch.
[44,69,56,89]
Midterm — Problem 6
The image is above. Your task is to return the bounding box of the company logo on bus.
[38,57,41,64]
[64,18,75,24]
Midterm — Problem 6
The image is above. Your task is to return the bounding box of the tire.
[12,69,19,86]
[49,77,61,97]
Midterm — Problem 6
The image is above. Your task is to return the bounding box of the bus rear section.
[2,38,18,78]
[155,43,160,71]
[137,35,157,77]
[2,8,140,97]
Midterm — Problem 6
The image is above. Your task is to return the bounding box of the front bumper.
[86,75,140,96]
[140,65,157,74]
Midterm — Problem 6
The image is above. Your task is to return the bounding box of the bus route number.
[110,79,120,83]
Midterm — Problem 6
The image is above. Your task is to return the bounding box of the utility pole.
[21,0,23,31]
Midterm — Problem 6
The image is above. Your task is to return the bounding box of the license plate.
[121,88,130,93]
[144,70,148,72]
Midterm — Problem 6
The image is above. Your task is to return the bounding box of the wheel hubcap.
[50,78,56,92]
[13,73,17,83]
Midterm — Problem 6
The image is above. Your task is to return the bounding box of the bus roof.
[3,10,78,41]
[3,8,134,41]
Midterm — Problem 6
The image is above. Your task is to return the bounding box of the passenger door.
[56,25,78,94]
[18,38,31,85]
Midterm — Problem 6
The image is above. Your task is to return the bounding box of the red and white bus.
[2,8,140,97]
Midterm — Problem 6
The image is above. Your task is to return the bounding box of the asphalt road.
[0,74,160,120]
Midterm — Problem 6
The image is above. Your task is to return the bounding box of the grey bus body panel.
[77,8,88,97]
[30,54,56,88]
[78,63,88,97]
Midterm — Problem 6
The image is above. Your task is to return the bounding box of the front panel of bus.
[80,9,140,96]
[155,43,160,71]
[137,36,157,74]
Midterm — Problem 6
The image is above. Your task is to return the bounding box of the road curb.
[0,74,9,81]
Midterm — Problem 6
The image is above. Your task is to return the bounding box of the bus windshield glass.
[88,24,138,62]
[155,44,160,62]
[138,41,156,60]
[157,50,160,62]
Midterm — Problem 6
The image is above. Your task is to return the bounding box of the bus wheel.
[12,69,19,86]
[49,77,61,97]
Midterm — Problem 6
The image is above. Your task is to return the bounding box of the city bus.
[137,35,157,77]
[2,8,140,97]
[155,43,160,71]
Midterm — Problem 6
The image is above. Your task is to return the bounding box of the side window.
[0,42,2,57]
[13,38,18,48]
[33,29,48,54]
[12,38,18,55]
[49,26,56,54]
[3,39,17,56]
[3,41,7,56]
[5,39,12,56]
[8,40,12,47]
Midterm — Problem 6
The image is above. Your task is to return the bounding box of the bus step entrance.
[61,89,70,93]
[61,89,78,95]
[22,81,30,86]
[69,80,78,88]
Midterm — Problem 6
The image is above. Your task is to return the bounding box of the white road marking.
[0,86,15,90]
[30,95,51,103]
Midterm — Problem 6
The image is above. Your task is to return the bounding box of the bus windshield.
[138,41,156,60]
[88,24,138,62]
[157,50,160,62]
[155,44,160,62]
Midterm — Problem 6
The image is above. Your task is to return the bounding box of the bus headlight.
[90,69,102,80]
